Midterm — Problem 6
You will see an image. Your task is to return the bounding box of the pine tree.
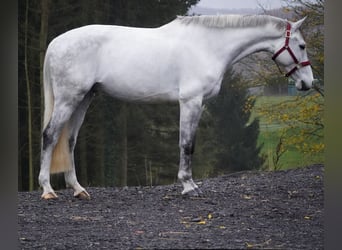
[208,71,265,173]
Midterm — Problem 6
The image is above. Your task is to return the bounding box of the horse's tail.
[43,53,72,174]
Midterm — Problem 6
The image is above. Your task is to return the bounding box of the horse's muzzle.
[297,80,312,91]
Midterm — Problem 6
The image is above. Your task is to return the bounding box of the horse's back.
[44,24,183,102]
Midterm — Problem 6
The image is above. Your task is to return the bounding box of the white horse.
[39,15,314,199]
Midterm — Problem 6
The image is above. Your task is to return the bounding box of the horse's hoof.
[186,189,199,197]
[41,192,58,200]
[182,188,203,197]
[75,190,90,200]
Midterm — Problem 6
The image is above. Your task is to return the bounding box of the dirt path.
[18,164,323,249]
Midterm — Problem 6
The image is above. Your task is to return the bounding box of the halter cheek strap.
[272,22,311,77]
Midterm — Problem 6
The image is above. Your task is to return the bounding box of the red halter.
[272,22,311,77]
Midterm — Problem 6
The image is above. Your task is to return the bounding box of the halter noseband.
[272,22,311,77]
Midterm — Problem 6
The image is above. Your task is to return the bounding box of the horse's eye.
[299,44,306,50]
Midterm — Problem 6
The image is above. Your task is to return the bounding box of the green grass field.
[252,96,324,170]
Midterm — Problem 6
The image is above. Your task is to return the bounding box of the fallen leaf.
[246,242,254,248]
[197,220,206,225]
[71,216,88,221]
[243,194,252,200]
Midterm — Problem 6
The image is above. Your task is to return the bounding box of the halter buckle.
[285,30,291,38]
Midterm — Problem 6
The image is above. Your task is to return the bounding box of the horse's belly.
[99,80,179,103]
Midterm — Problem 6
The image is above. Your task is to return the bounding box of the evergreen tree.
[208,71,265,173]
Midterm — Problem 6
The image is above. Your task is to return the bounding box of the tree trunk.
[40,0,49,125]
[79,128,88,186]
[34,0,50,191]
[98,100,105,186]
[120,104,128,186]
[24,0,33,191]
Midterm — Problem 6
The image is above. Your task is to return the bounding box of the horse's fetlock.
[178,170,191,182]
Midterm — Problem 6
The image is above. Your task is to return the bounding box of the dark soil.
[18,164,323,249]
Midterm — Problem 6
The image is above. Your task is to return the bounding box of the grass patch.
[252,95,324,170]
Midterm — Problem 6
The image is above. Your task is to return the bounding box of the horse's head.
[272,17,314,91]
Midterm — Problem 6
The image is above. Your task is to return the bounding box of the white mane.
[176,14,286,31]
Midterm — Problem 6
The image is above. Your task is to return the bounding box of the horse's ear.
[292,16,307,31]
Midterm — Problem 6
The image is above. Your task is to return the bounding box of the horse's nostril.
[300,80,310,91]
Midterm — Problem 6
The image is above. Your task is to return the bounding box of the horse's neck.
[229,27,282,64]
[189,24,283,66]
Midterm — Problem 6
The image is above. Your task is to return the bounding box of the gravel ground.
[18,164,323,249]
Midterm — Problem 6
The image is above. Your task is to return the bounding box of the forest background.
[18,0,324,191]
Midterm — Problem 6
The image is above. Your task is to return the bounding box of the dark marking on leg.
[184,143,194,156]
[42,123,52,151]
[183,134,197,156]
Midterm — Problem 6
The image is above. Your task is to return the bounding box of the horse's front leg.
[178,97,204,196]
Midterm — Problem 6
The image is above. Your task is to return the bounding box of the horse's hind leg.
[178,97,204,196]
[39,87,91,199]
[39,100,79,199]
[64,88,95,199]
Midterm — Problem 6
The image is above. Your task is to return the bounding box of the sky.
[194,0,285,10]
